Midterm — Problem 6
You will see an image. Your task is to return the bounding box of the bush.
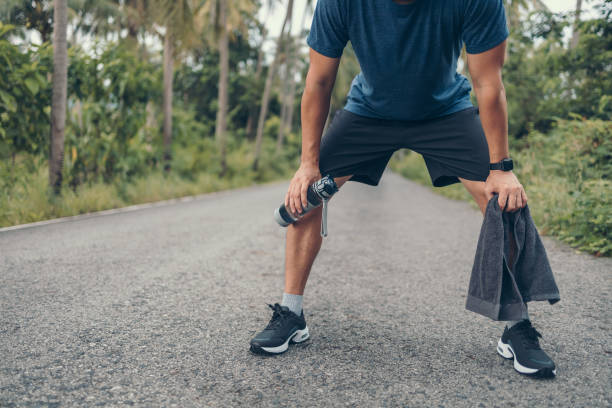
[64,42,163,186]
[0,23,52,158]
[515,118,611,256]
[503,6,612,138]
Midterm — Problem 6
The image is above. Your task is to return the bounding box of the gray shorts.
[318,106,491,187]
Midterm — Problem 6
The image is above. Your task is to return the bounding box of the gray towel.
[466,194,560,321]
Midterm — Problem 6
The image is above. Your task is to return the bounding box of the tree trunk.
[276,3,296,153]
[253,0,294,171]
[277,0,311,152]
[276,63,289,151]
[282,64,298,148]
[74,99,83,130]
[126,0,139,51]
[245,12,271,139]
[216,0,229,176]
[571,0,583,49]
[162,31,174,172]
[146,100,156,134]
[126,24,139,50]
[49,0,68,194]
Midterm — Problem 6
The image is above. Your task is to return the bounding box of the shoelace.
[265,303,291,330]
[515,321,543,350]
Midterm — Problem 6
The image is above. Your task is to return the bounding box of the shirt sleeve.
[306,0,349,58]
[462,0,509,54]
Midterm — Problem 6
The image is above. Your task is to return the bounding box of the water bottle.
[274,175,339,237]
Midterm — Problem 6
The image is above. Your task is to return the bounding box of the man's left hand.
[484,170,528,212]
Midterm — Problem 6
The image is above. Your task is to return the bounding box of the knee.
[292,205,322,225]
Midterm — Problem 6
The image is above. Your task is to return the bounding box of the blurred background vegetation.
[0,0,610,255]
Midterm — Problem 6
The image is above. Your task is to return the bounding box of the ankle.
[281,292,303,315]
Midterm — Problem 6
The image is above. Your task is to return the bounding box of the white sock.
[507,320,524,328]
[506,310,530,329]
[281,292,303,315]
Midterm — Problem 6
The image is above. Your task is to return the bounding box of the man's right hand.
[285,163,321,217]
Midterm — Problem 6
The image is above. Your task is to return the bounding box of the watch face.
[502,158,513,171]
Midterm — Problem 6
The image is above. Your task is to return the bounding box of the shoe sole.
[250,326,310,355]
[497,339,556,378]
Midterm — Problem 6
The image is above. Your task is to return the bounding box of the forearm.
[300,81,333,166]
[474,84,509,163]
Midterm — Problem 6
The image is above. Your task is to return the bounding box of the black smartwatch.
[489,158,514,171]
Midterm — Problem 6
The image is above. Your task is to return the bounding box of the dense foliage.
[0,18,296,191]
[504,5,612,137]
[519,119,611,256]
[0,23,51,158]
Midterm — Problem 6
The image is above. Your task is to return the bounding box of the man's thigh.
[319,109,398,187]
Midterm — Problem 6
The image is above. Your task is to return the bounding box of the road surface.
[1,171,610,407]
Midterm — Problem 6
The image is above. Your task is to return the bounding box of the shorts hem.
[321,170,379,187]
[349,174,380,186]
[432,172,489,188]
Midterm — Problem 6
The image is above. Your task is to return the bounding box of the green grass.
[0,165,292,228]
[0,136,298,228]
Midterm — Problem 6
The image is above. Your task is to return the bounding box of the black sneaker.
[497,320,556,378]
[249,303,310,355]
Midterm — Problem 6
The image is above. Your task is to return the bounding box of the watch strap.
[489,158,513,171]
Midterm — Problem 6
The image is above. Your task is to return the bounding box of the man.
[249,0,557,378]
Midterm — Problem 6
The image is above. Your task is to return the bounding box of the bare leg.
[459,177,488,215]
[284,175,353,295]
[459,177,517,266]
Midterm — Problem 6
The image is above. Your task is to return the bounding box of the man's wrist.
[489,152,510,161]
[300,158,319,167]
[489,157,513,171]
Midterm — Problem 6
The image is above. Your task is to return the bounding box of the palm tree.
[276,60,290,152]
[571,0,583,48]
[49,0,68,193]
[215,0,229,175]
[275,38,292,152]
[0,0,113,42]
[199,0,256,174]
[122,0,149,47]
[69,0,119,44]
[253,0,294,171]
[276,0,312,152]
[245,2,275,139]
[151,0,205,171]
[162,26,174,171]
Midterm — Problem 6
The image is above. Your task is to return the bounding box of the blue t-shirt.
[306,0,509,120]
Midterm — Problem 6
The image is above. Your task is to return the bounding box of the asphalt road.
[1,170,610,407]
